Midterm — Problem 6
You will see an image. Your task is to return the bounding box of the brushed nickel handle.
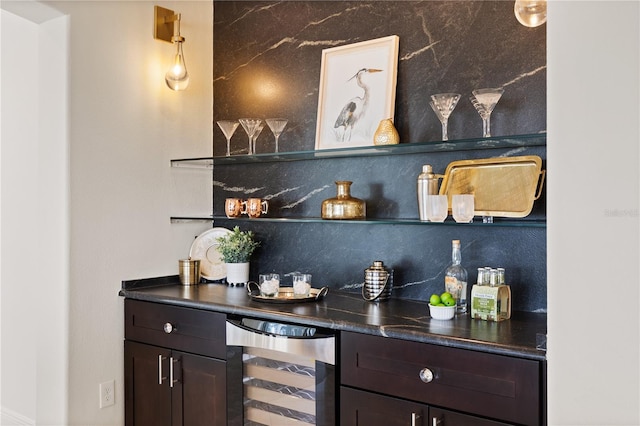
[432,416,443,426]
[158,355,167,385]
[163,322,175,334]
[169,356,178,388]
[419,368,434,383]
[411,412,421,426]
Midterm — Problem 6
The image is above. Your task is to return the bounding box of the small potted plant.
[216,226,260,285]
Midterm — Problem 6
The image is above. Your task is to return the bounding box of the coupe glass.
[238,118,262,155]
[266,118,288,153]
[216,120,239,157]
[430,93,460,141]
[470,88,504,137]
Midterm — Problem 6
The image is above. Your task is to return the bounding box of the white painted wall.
[1,0,213,425]
[1,5,71,425]
[56,1,213,424]
[1,10,40,424]
[0,1,638,425]
[547,1,639,424]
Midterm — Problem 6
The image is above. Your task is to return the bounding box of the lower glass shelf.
[170,215,547,228]
[170,217,214,223]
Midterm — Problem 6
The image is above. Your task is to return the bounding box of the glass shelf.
[205,215,546,228]
[170,133,546,167]
[170,216,213,223]
[171,157,213,169]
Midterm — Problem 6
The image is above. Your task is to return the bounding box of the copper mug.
[225,198,246,218]
[246,198,268,218]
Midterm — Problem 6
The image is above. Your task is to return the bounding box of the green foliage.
[216,226,260,263]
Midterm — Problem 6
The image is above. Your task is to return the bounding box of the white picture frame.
[315,35,399,150]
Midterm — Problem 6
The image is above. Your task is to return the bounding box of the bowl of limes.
[428,292,456,320]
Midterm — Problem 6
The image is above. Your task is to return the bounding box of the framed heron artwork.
[315,35,399,150]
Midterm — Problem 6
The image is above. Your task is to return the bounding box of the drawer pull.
[419,368,434,383]
[163,322,175,334]
[432,417,442,426]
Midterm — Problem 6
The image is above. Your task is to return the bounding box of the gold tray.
[439,155,545,218]
[247,281,329,303]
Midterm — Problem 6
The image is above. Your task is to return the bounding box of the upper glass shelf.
[170,133,546,167]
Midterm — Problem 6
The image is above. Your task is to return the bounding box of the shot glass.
[452,194,475,223]
[292,274,312,297]
[259,273,280,297]
[426,195,448,222]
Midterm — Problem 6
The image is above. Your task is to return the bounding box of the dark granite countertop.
[120,275,547,361]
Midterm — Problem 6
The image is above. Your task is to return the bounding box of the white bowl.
[429,303,455,320]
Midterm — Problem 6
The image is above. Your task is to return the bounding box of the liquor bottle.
[445,239,468,313]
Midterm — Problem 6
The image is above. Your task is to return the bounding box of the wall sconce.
[514,0,547,28]
[154,5,190,91]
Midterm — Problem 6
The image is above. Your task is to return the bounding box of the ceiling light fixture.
[514,0,547,28]
[154,5,190,91]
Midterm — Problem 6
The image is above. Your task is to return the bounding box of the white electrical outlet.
[99,380,115,408]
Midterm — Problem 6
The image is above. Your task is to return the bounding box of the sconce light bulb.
[514,0,547,28]
[165,41,190,91]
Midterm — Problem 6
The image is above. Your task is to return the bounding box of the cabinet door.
[341,386,428,426]
[172,351,227,426]
[430,407,512,426]
[125,341,172,426]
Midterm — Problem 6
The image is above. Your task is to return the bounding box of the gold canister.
[179,259,201,286]
[321,181,366,220]
[373,118,400,145]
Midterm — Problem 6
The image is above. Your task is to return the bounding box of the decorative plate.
[189,227,233,281]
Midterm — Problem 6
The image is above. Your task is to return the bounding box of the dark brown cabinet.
[341,331,543,426]
[341,386,429,426]
[124,300,227,426]
[341,387,511,426]
[430,407,511,426]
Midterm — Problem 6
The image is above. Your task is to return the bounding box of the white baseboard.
[0,406,35,425]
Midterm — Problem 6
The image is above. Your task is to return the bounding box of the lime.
[436,303,446,307]
[440,292,454,302]
[443,298,456,307]
[429,294,442,305]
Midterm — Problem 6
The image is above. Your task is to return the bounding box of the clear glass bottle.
[445,240,468,313]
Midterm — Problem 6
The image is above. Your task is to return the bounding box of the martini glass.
[216,120,239,157]
[252,121,265,154]
[238,118,262,155]
[470,88,504,137]
[266,118,288,153]
[430,93,460,141]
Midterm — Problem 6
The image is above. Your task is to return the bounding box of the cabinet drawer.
[341,332,541,425]
[125,299,226,359]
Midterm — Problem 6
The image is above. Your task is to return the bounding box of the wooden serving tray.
[439,155,545,218]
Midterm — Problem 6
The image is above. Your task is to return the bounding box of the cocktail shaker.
[417,165,441,221]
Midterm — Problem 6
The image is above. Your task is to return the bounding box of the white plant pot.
[226,262,250,285]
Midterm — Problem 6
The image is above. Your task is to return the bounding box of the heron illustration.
[334,68,382,142]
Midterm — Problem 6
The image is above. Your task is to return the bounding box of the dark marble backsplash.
[212,1,547,312]
[213,1,546,154]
